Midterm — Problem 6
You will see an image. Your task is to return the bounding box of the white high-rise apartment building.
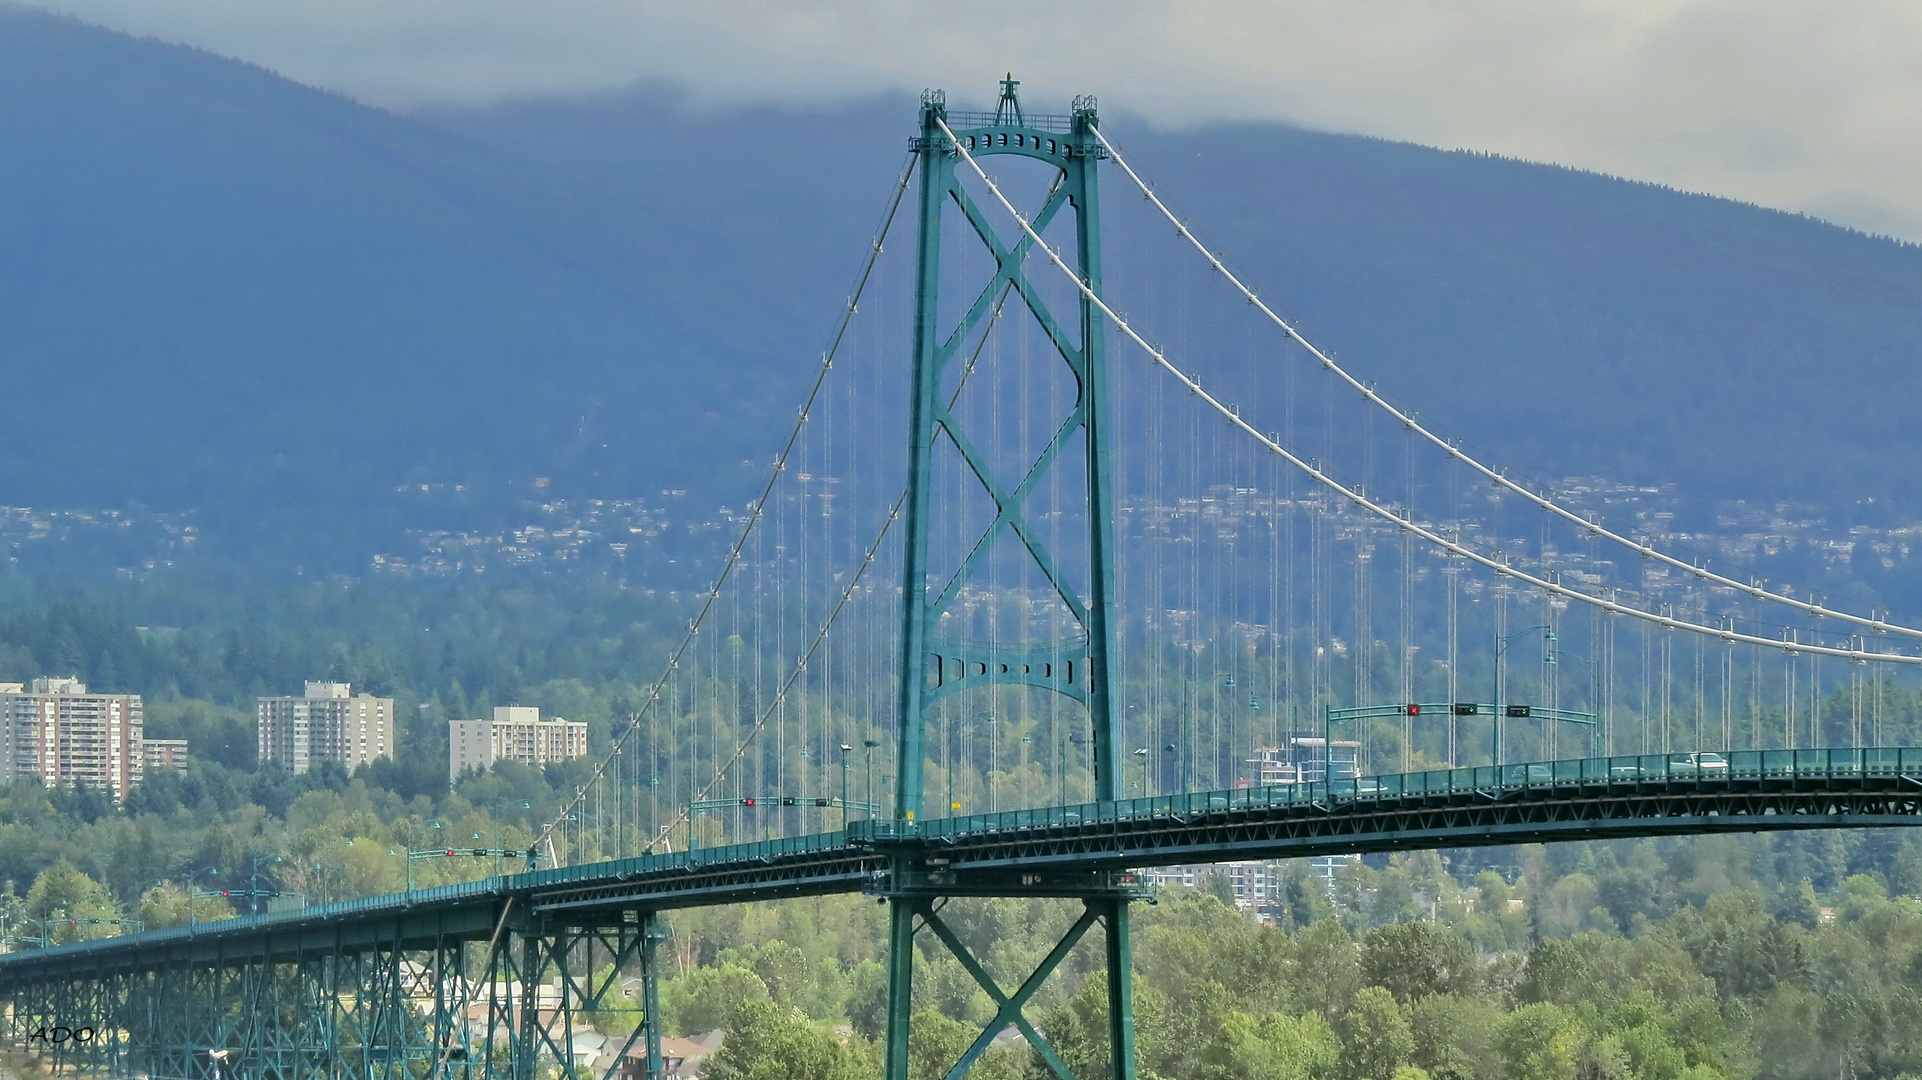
[0,678,144,801]
[449,706,588,784]
[257,682,395,774]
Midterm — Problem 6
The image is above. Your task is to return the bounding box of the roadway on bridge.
[3,747,1918,980]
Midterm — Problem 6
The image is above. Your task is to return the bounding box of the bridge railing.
[525,830,860,886]
[909,747,1922,839]
[7,748,1917,964]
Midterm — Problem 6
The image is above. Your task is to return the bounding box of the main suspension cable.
[643,279,1023,851]
[528,153,919,866]
[938,117,1918,666]
[1088,126,1922,645]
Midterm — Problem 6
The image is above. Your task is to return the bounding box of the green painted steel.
[0,907,669,1080]
[889,78,1133,1080]
[0,748,1917,968]
[894,80,1119,822]
[8,82,1922,1080]
[3,748,1922,1078]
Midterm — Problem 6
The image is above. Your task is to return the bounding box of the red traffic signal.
[445,850,456,857]
[1405,704,1421,716]
[742,798,756,806]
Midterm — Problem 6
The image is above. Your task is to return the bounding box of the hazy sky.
[30,1,1922,241]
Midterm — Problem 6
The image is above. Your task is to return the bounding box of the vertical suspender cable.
[1089,127,1922,647]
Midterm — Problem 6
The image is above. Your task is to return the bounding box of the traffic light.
[741,798,756,806]
[814,798,830,807]
[1505,705,1531,718]
[1454,703,1479,716]
[1405,704,1421,716]
[782,797,798,806]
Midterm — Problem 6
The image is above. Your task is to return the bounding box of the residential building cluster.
[370,493,724,578]
[0,504,198,580]
[1141,855,1358,922]
[143,739,189,773]
[0,678,188,802]
[0,672,638,803]
[256,682,395,774]
[449,706,588,785]
[250,682,591,787]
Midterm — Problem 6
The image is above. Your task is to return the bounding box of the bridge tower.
[882,78,1142,1080]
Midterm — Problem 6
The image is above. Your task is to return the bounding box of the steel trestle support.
[0,907,671,1080]
[880,873,1145,1080]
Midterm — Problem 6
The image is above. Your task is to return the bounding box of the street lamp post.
[405,820,443,893]
[985,714,998,814]
[863,740,881,822]
[839,744,853,829]
[1066,734,1090,806]
[1184,673,1238,789]
[183,865,220,927]
[1545,648,1602,756]
[1495,625,1554,764]
[470,830,502,877]
[248,854,282,916]
[1131,747,1149,798]
[489,800,532,875]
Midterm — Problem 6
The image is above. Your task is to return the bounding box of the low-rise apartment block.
[0,678,144,800]
[257,682,395,774]
[1141,854,1360,915]
[449,706,588,784]
[143,738,189,773]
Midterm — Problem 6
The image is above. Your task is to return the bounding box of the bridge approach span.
[4,746,1919,983]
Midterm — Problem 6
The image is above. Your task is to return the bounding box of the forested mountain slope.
[6,7,1922,568]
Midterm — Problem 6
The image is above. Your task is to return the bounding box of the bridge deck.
[5,747,1920,979]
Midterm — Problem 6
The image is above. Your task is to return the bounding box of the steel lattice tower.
[883,78,1140,1080]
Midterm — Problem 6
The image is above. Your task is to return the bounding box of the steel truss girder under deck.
[925,777,1922,870]
[0,908,671,1080]
[3,763,1922,982]
[0,766,1918,1080]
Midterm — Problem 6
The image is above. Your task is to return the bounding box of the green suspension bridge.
[7,78,1922,1080]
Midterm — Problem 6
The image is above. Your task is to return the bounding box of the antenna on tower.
[994,72,1024,125]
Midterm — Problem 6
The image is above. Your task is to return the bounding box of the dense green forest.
[15,6,1922,557]
[14,10,1922,1080]
[0,572,1910,1078]
[0,564,1917,900]
[21,787,1922,1080]
[0,562,1917,1080]
[665,832,1922,1080]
